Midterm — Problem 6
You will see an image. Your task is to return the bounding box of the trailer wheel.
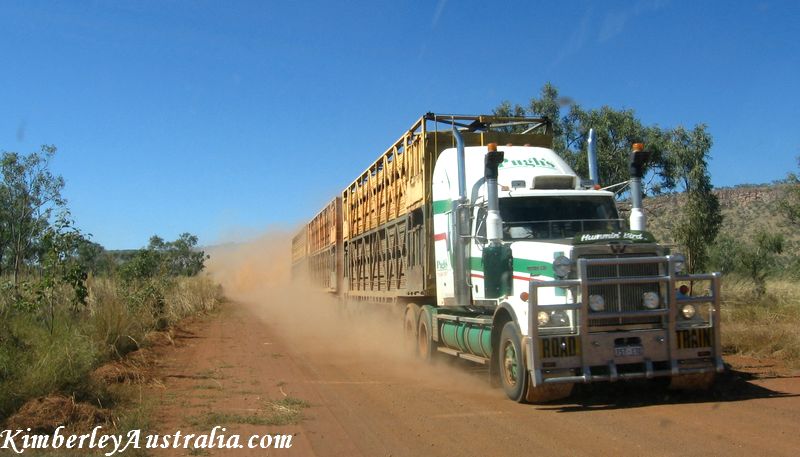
[669,372,716,391]
[499,322,528,402]
[417,307,434,361]
[403,303,420,355]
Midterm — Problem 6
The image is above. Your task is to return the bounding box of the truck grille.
[581,253,662,329]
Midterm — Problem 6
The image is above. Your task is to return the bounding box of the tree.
[739,231,784,296]
[148,233,208,276]
[496,83,674,192]
[36,212,91,332]
[120,233,208,281]
[74,239,108,274]
[167,233,208,276]
[119,248,163,282]
[0,146,65,288]
[669,125,723,273]
[710,230,784,296]
[496,83,722,271]
[493,101,527,132]
[0,182,9,276]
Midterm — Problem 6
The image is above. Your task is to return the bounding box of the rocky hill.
[638,184,798,256]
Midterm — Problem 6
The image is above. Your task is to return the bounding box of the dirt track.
[148,299,800,457]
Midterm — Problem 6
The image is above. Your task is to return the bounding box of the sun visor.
[532,175,577,189]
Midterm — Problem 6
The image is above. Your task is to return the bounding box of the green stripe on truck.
[470,257,553,278]
[512,258,553,277]
[432,200,450,215]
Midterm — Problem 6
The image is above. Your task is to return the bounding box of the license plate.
[614,345,643,357]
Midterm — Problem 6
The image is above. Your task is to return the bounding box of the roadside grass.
[188,397,310,427]
[112,392,155,457]
[0,313,107,421]
[722,277,800,368]
[0,274,224,426]
[89,275,224,359]
[163,276,224,323]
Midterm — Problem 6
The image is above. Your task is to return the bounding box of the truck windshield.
[499,195,622,240]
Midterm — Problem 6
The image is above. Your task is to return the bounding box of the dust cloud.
[205,229,497,396]
[205,228,406,360]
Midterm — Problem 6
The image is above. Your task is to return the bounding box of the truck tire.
[499,322,528,402]
[403,303,420,355]
[669,372,716,391]
[417,306,435,361]
[498,322,573,403]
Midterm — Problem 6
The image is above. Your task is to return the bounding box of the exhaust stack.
[587,128,599,185]
[451,127,472,307]
[629,143,650,231]
[485,143,504,245]
[482,143,513,298]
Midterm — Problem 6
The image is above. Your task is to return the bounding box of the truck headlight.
[589,294,605,312]
[553,255,571,278]
[537,311,550,326]
[681,304,696,319]
[537,310,570,327]
[550,310,570,326]
[672,253,686,274]
[642,292,660,309]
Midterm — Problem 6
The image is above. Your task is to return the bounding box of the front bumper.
[526,255,723,386]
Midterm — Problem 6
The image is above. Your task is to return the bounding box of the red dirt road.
[148,299,800,457]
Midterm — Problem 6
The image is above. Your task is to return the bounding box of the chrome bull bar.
[526,255,723,386]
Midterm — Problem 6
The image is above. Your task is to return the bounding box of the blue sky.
[1,0,798,249]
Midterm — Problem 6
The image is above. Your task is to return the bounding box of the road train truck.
[291,113,723,403]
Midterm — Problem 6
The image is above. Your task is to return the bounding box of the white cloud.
[432,0,448,28]
[550,9,592,70]
[599,0,669,43]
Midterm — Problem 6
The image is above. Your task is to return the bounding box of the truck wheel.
[499,322,528,402]
[669,372,716,391]
[403,303,420,355]
[417,307,435,361]
[498,322,574,403]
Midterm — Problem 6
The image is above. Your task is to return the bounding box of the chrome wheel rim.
[502,341,518,387]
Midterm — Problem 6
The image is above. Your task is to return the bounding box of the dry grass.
[722,277,800,368]
[4,394,110,434]
[87,275,224,358]
[89,350,153,385]
[88,277,152,357]
[163,276,224,322]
